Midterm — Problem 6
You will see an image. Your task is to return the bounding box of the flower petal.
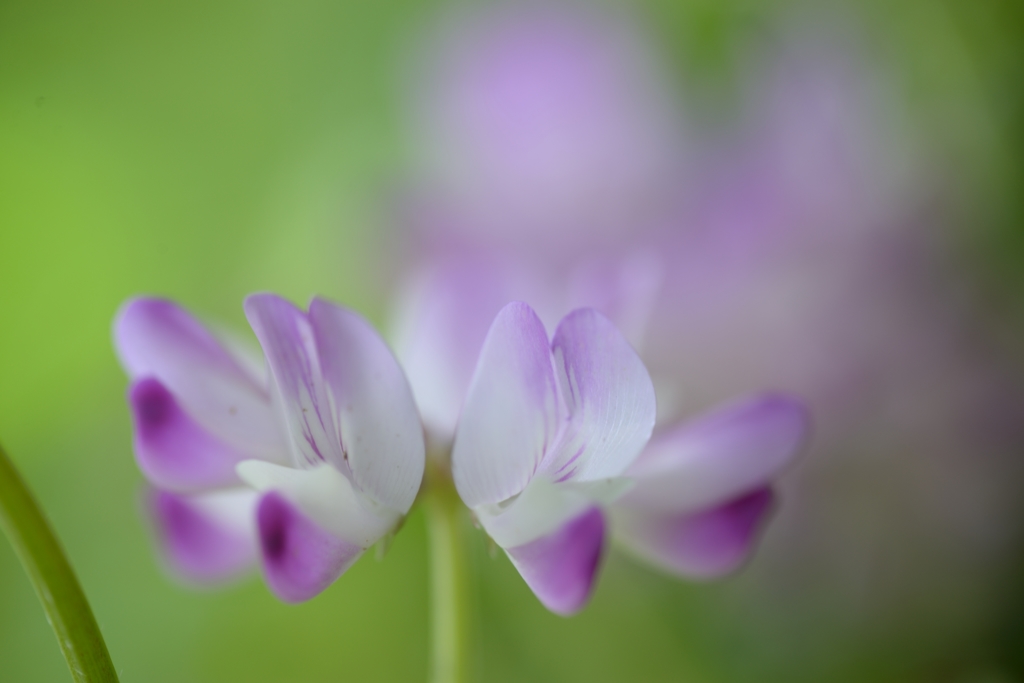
[309,298,425,514]
[622,394,808,514]
[129,378,246,492]
[244,294,344,470]
[539,308,656,483]
[452,302,562,508]
[611,487,775,578]
[147,488,258,583]
[256,491,364,603]
[114,298,284,459]
[505,507,606,616]
[236,460,398,548]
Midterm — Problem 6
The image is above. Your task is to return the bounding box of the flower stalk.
[0,441,119,683]
[424,453,470,683]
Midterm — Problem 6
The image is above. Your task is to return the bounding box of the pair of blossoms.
[115,293,807,614]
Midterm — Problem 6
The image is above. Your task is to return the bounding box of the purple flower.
[450,301,657,614]
[396,279,809,612]
[115,295,425,602]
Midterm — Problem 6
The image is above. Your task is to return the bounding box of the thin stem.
[424,466,469,683]
[0,442,119,683]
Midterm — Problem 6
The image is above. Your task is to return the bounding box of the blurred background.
[2,0,1024,681]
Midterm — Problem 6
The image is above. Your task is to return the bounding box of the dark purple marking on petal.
[130,378,246,492]
[622,486,775,578]
[114,297,287,461]
[149,490,256,583]
[135,379,173,425]
[505,507,605,616]
[554,444,586,478]
[256,492,363,603]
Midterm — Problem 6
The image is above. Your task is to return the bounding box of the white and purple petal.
[539,307,656,483]
[255,491,364,603]
[114,298,284,459]
[244,294,345,470]
[505,507,606,616]
[129,378,247,492]
[236,460,398,549]
[147,488,258,583]
[475,475,595,549]
[622,393,808,514]
[610,487,775,578]
[452,302,562,508]
[309,298,425,514]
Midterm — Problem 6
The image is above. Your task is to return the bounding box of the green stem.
[424,473,469,683]
[0,442,119,683]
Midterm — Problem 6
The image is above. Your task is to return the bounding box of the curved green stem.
[0,442,119,682]
[424,471,469,683]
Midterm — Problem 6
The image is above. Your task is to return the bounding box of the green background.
[2,0,1023,681]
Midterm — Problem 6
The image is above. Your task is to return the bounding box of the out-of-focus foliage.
[1,1,1023,681]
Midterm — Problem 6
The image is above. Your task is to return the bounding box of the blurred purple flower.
[115,295,424,602]
[408,1,681,255]
[396,1,926,458]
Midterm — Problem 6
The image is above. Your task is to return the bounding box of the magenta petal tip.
[256,492,363,603]
[505,507,606,616]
